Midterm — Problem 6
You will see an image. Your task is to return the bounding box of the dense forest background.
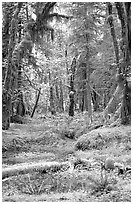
[2,2,131,128]
[2,2,131,202]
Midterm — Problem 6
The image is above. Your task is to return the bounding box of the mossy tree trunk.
[2,3,23,130]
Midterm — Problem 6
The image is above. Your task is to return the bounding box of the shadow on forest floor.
[2,112,131,202]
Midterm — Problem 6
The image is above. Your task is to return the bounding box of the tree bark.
[86,48,92,123]
[15,20,26,117]
[59,80,64,112]
[103,3,131,124]
[103,84,123,120]
[115,2,131,124]
[49,86,56,115]
[69,76,75,117]
[55,82,60,112]
[68,57,76,116]
[2,3,23,130]
[107,2,120,65]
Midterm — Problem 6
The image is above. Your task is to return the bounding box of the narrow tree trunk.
[91,87,98,112]
[16,64,26,117]
[86,49,92,124]
[107,2,120,65]
[49,86,56,115]
[86,77,92,123]
[15,20,25,117]
[121,81,131,124]
[68,57,76,117]
[31,88,41,118]
[124,2,131,63]
[59,80,64,112]
[55,82,60,112]
[80,90,84,112]
[69,76,75,116]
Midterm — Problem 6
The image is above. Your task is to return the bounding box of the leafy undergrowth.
[2,112,131,202]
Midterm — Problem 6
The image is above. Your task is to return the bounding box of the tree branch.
[48,13,73,19]
[23,70,40,92]
[42,2,56,17]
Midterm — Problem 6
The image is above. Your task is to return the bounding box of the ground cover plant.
[2,112,131,202]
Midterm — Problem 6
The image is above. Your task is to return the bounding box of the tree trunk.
[68,57,76,117]
[103,84,123,120]
[121,81,131,124]
[103,3,131,124]
[124,2,131,63]
[86,49,92,124]
[31,88,41,118]
[103,2,120,119]
[91,87,98,112]
[15,20,26,117]
[2,3,13,82]
[16,91,26,117]
[2,3,23,130]
[55,82,60,112]
[86,77,92,123]
[69,93,74,116]
[69,76,75,116]
[107,2,120,65]
[49,86,56,115]
[59,80,64,112]
[115,2,131,124]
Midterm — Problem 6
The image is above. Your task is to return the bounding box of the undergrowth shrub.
[75,127,131,151]
[75,133,105,151]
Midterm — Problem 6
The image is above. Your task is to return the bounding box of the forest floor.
[2,112,131,202]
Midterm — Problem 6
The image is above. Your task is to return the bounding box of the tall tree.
[2,3,23,129]
[68,2,98,122]
[115,2,131,124]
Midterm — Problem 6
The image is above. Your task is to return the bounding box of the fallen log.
[2,161,70,179]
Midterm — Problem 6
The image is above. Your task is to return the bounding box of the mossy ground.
[2,112,131,202]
